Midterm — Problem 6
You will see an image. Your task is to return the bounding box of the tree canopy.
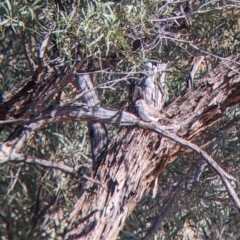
[1,0,240,239]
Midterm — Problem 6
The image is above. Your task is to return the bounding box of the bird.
[135,99,162,122]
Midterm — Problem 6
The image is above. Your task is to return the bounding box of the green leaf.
[4,0,12,14]
[89,33,104,46]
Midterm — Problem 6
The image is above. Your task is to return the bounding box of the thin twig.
[82,175,107,190]
[1,152,75,174]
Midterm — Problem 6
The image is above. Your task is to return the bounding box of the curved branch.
[1,105,239,211]
[137,120,240,211]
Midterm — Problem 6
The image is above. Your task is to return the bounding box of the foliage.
[1,0,240,239]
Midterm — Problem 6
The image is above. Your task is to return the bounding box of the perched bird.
[135,99,162,122]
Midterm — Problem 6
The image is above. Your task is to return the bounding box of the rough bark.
[74,75,108,171]
[1,54,240,239]
[63,55,240,239]
[0,59,86,120]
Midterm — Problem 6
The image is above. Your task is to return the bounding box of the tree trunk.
[63,55,240,239]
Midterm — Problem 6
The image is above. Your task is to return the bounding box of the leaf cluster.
[1,0,240,239]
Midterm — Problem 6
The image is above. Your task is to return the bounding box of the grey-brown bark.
[63,55,240,239]
[1,1,240,239]
[75,75,108,171]
[0,59,86,120]
[1,54,240,239]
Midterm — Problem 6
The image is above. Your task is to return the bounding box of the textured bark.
[63,55,240,239]
[1,54,240,239]
[0,60,85,120]
[75,75,108,171]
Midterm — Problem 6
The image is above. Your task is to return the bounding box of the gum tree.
[1,1,240,239]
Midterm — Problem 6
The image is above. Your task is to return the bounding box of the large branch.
[63,55,240,239]
[74,75,108,171]
[0,58,86,119]
[1,54,240,239]
[138,120,240,210]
